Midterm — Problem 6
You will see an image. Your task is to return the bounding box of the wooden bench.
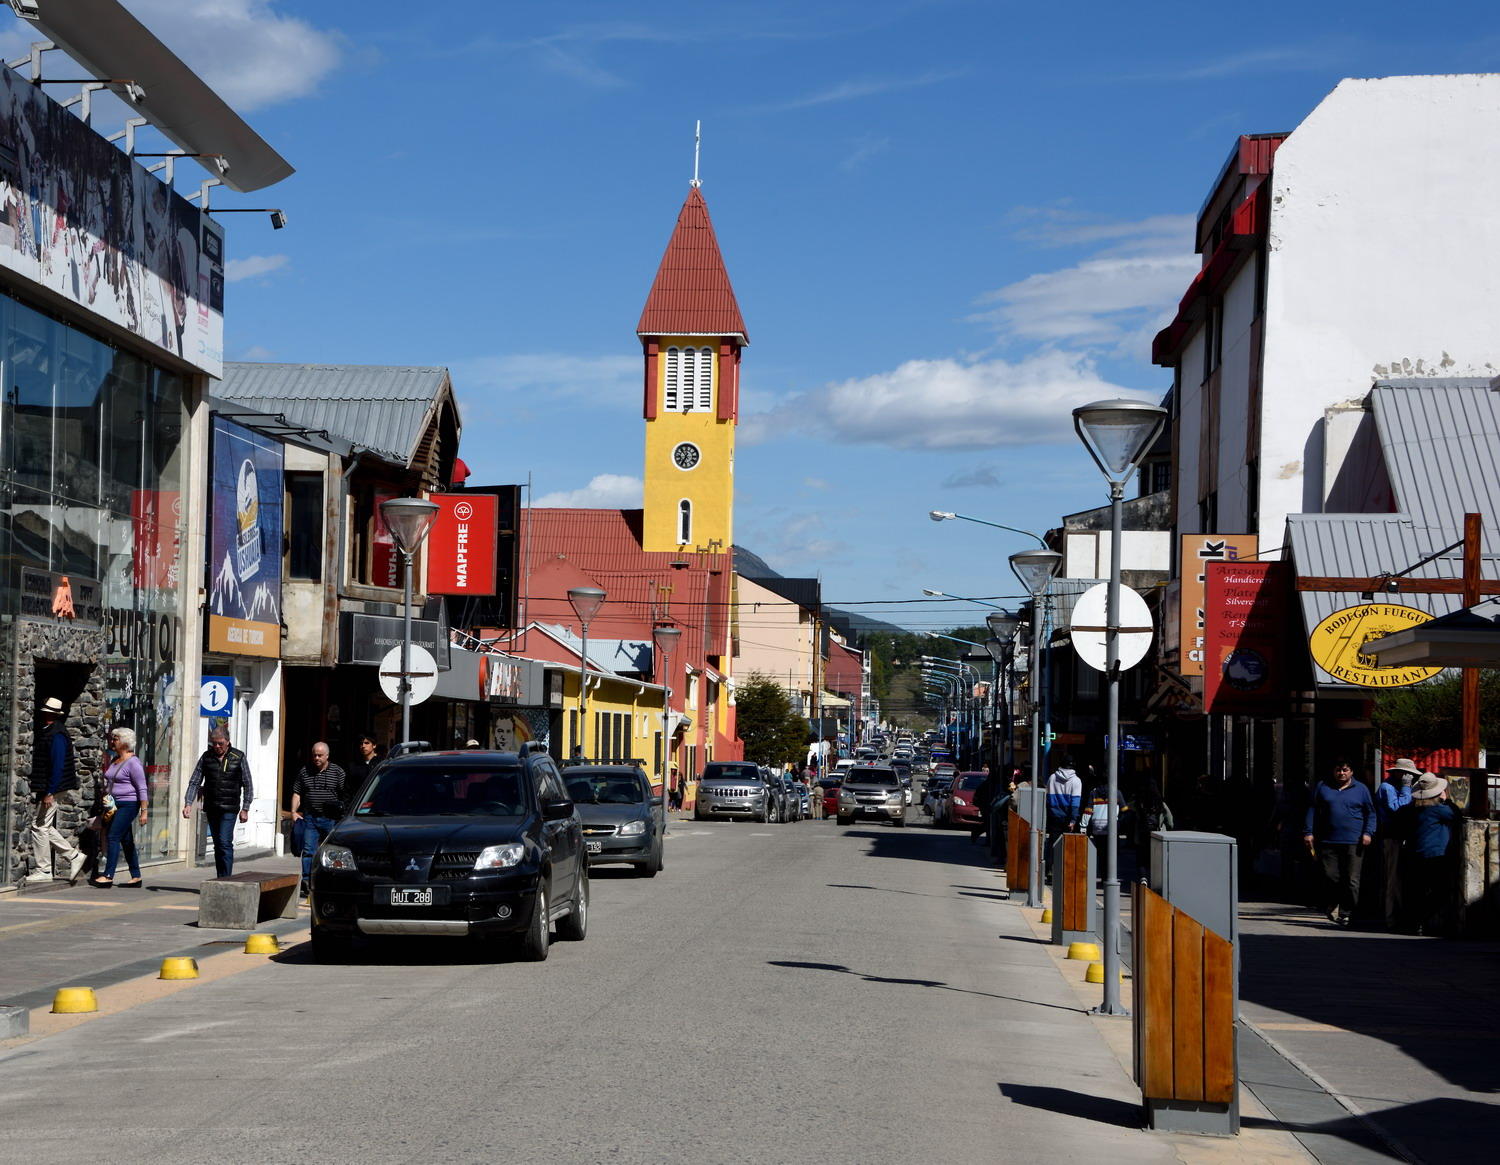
[1132,882,1236,1123]
[198,870,300,930]
[1006,807,1031,892]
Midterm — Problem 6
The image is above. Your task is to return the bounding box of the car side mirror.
[543,799,575,821]
[650,795,663,807]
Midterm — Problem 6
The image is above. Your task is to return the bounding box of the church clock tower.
[637,185,747,554]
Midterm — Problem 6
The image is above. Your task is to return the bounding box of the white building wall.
[1215,257,1259,530]
[1259,74,1500,541]
[1174,329,1207,534]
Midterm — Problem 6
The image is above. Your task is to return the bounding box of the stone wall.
[5,620,110,884]
[1460,819,1500,937]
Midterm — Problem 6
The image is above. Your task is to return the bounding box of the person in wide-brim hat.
[1411,772,1448,800]
[1386,757,1422,778]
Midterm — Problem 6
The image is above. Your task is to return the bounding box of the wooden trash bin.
[1051,832,1096,945]
[1132,882,1237,1135]
[1006,807,1031,892]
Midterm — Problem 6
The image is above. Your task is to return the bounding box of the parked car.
[818,776,841,817]
[922,775,953,818]
[835,765,906,827]
[308,745,587,962]
[775,773,805,821]
[759,766,793,823]
[944,772,988,830]
[695,761,774,822]
[562,762,664,876]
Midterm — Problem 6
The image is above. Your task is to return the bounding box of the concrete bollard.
[1040,908,1053,924]
[1085,962,1123,984]
[2,1004,30,1036]
[159,957,199,980]
[243,933,280,954]
[1066,940,1101,961]
[51,988,97,1014]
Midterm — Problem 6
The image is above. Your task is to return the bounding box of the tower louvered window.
[664,346,681,410]
[663,345,714,412]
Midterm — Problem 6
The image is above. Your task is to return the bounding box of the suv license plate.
[586,841,603,854]
[378,885,449,907]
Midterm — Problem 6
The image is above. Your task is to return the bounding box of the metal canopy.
[30,0,293,192]
[1363,599,1500,667]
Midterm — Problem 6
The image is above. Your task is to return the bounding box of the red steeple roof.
[637,187,748,343]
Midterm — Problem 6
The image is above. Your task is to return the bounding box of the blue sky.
[17,1,1500,629]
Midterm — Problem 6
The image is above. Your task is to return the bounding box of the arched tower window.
[678,499,692,545]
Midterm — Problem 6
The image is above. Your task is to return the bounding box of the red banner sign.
[372,490,400,589]
[131,490,180,590]
[426,493,498,595]
[1204,560,1291,713]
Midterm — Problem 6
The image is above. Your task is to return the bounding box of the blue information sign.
[200,675,235,718]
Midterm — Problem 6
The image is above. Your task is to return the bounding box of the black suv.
[562,762,665,876]
[308,746,587,962]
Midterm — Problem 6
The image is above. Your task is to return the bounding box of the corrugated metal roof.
[637,187,748,342]
[1371,379,1500,548]
[523,507,732,669]
[218,363,454,466]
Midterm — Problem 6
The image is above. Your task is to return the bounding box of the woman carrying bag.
[90,726,149,888]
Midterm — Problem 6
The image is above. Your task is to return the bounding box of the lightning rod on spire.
[691,119,702,188]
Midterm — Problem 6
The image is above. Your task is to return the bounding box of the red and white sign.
[426,493,498,595]
[1203,560,1291,713]
[372,490,400,589]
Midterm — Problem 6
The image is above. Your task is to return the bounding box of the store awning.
[1363,599,1500,667]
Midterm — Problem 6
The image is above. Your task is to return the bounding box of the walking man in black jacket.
[182,729,254,876]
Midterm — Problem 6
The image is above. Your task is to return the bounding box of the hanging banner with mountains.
[207,416,283,658]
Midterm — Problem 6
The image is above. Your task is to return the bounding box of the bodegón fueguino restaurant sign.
[1308,603,1441,687]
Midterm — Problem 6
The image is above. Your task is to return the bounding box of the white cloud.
[803,477,830,491]
[533,474,643,509]
[941,463,1002,489]
[742,351,1151,452]
[224,253,288,282]
[758,70,964,113]
[120,0,342,110]
[841,134,890,171]
[236,344,275,361]
[450,353,638,402]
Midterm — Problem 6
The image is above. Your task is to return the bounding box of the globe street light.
[379,496,440,745]
[1010,546,1062,910]
[653,622,682,817]
[1073,396,1167,1017]
[568,585,607,759]
[985,609,1020,769]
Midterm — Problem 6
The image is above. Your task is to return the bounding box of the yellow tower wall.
[642,336,735,553]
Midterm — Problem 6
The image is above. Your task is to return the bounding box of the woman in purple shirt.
[90,725,149,888]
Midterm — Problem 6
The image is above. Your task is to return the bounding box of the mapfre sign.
[426,494,498,595]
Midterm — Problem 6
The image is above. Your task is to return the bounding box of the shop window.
[285,472,323,581]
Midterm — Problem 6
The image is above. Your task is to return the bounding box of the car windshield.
[565,773,644,805]
[356,764,526,817]
[704,764,758,780]
[847,768,898,786]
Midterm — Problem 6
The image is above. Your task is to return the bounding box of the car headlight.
[618,819,647,837]
[887,793,903,804]
[474,843,525,870]
[839,790,855,803]
[319,845,356,871]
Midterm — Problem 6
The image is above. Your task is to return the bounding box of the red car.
[818,777,841,817]
[944,772,988,829]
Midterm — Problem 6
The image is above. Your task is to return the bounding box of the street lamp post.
[568,585,607,759]
[653,622,682,830]
[986,609,1019,770]
[1073,397,1168,1017]
[1010,547,1063,910]
[929,510,1049,547]
[379,496,441,745]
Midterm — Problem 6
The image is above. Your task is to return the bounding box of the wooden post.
[1462,512,1482,770]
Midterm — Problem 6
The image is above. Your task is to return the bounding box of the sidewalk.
[0,855,307,1013]
[1234,894,1500,1165]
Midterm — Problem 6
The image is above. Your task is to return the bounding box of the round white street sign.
[1070,582,1154,673]
[378,644,438,706]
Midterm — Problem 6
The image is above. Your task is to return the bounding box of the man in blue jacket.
[1303,759,1374,927]
[1044,755,1082,882]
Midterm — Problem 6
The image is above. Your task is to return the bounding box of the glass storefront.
[0,289,188,881]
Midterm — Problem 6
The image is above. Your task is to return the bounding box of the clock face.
[672,442,701,470]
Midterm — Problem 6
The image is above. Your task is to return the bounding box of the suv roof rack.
[561,756,646,768]
[519,741,551,757]
[389,740,431,758]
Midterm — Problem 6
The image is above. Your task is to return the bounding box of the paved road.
[1,817,1183,1164]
